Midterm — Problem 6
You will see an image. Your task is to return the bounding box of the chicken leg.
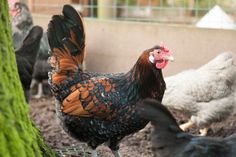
[180,120,194,131]
[112,150,122,157]
[31,79,44,98]
[30,79,37,89]
[34,82,43,98]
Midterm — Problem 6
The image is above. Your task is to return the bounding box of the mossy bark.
[0,1,56,157]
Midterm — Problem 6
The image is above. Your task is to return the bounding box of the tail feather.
[137,98,181,132]
[16,26,43,67]
[47,5,85,86]
[199,52,234,71]
[137,99,190,156]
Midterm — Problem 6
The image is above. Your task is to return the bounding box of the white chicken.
[163,52,236,135]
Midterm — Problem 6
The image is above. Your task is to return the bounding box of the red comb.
[160,42,169,52]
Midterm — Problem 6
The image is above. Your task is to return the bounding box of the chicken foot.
[180,120,209,136]
[199,127,209,136]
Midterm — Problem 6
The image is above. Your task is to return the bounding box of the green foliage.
[0,1,56,157]
[195,0,217,8]
[117,0,137,6]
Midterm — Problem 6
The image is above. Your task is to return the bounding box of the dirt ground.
[29,94,236,157]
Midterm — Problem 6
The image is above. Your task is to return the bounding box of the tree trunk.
[0,1,56,157]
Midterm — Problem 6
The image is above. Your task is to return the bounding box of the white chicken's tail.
[200,52,234,70]
[199,52,236,82]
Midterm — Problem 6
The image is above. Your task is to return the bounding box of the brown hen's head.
[148,42,174,69]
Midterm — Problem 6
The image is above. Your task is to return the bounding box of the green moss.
[0,1,56,157]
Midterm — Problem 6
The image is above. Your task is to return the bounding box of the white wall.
[33,14,236,76]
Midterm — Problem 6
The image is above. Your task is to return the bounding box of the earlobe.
[149,55,155,63]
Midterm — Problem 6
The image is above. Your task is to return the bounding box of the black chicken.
[137,98,236,157]
[16,26,43,102]
[47,5,173,157]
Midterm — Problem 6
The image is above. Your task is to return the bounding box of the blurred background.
[9,0,236,76]
[12,0,236,28]
[18,0,236,25]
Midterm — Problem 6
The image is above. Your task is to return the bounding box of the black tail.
[47,5,85,86]
[37,32,50,60]
[15,26,43,67]
[48,5,85,55]
[137,98,190,157]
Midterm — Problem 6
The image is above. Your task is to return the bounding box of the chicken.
[137,98,236,157]
[47,5,173,157]
[11,2,33,50]
[10,2,51,98]
[15,26,43,102]
[162,52,236,135]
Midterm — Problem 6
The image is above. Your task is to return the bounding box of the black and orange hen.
[47,5,173,157]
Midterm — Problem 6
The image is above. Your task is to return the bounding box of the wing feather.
[62,77,120,119]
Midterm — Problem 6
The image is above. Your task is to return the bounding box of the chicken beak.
[165,55,174,62]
